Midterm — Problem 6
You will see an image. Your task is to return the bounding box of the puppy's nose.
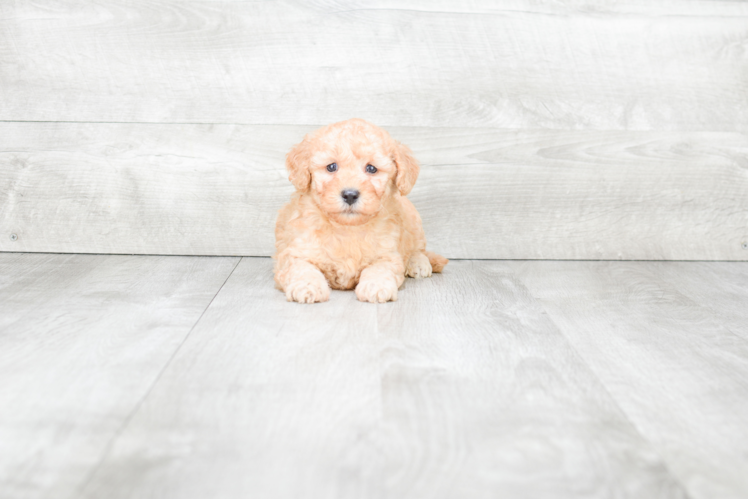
[341,189,360,205]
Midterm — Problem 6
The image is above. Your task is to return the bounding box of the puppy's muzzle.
[341,189,360,205]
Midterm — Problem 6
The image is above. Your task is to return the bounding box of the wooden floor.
[1,254,747,498]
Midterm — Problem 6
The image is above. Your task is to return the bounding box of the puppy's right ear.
[285,140,311,191]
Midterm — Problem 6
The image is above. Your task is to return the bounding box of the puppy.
[274,118,448,303]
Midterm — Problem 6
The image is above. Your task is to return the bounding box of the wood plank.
[2,122,747,259]
[82,259,684,497]
[512,261,748,497]
[0,253,239,497]
[645,262,748,342]
[376,260,683,497]
[0,122,300,256]
[81,258,384,498]
[1,1,747,130]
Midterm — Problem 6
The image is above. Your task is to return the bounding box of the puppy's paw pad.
[286,280,330,303]
[355,279,398,303]
[405,254,432,279]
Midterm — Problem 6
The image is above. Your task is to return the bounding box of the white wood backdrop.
[1,0,747,259]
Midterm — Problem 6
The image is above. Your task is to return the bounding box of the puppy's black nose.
[341,189,360,205]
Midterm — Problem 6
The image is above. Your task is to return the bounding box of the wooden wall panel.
[1,1,747,259]
[1,0,747,130]
[2,123,746,259]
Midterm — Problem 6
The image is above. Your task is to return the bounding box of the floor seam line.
[516,276,693,497]
[75,256,243,494]
[561,330,693,496]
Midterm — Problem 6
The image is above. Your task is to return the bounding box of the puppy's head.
[285,118,419,225]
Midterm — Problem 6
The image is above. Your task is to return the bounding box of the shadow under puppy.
[274,118,448,303]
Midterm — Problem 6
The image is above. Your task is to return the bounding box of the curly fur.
[274,118,448,303]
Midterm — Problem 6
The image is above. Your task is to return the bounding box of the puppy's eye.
[366,164,377,174]
[326,163,338,172]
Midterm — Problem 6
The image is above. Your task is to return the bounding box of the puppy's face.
[286,119,419,226]
[307,133,395,226]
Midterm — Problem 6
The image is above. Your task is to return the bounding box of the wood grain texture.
[4,256,747,497]
[0,253,238,497]
[376,261,683,497]
[648,262,748,343]
[81,259,684,497]
[512,261,748,497]
[0,122,299,256]
[2,123,747,259]
[1,1,747,130]
[81,257,384,498]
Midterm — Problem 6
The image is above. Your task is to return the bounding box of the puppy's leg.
[275,258,330,304]
[355,259,404,303]
[405,252,432,278]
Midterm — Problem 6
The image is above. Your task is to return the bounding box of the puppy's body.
[274,119,447,303]
[276,187,438,290]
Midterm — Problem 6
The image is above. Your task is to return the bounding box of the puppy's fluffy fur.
[274,118,447,303]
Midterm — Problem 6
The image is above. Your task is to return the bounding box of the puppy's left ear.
[285,139,311,191]
[393,141,419,195]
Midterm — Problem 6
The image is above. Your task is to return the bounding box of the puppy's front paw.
[355,277,398,303]
[405,253,432,279]
[285,278,330,304]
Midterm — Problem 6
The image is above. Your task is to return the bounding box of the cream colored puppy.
[274,118,447,303]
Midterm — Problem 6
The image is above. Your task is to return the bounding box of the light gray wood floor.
[1,253,747,498]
